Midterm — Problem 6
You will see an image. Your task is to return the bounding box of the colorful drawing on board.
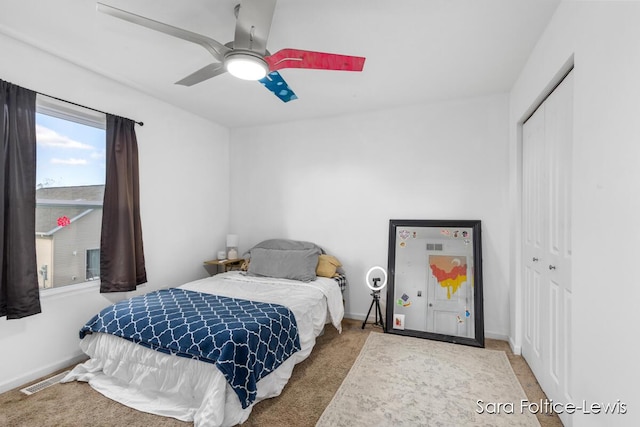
[57,216,71,227]
[429,255,468,299]
[465,307,471,318]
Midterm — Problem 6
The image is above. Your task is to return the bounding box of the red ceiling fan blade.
[265,49,365,72]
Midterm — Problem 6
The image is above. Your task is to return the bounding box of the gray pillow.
[244,239,324,257]
[247,247,321,282]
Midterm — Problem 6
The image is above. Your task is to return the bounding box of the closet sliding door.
[522,70,573,426]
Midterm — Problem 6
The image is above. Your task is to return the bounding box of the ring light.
[362,266,387,332]
[365,266,387,291]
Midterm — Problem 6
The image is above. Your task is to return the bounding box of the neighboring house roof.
[35,185,104,235]
[36,185,105,202]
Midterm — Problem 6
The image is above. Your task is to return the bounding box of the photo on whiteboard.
[393,313,405,330]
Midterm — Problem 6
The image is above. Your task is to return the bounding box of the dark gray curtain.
[100,114,147,292]
[0,80,41,319]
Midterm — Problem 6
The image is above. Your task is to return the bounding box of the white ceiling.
[0,0,560,128]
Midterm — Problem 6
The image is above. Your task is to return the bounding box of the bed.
[62,240,345,427]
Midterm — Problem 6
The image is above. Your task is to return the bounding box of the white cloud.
[90,150,106,160]
[50,158,88,165]
[36,124,93,150]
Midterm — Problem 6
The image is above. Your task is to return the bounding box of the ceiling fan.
[96,0,366,102]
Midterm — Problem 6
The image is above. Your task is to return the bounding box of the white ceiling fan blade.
[233,0,277,54]
[97,2,231,61]
[175,63,227,87]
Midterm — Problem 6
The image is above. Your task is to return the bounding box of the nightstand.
[203,258,244,276]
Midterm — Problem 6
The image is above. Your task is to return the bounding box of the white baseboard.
[508,336,522,355]
[485,331,510,342]
[344,312,367,322]
[0,352,86,394]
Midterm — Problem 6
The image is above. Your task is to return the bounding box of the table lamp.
[226,234,239,260]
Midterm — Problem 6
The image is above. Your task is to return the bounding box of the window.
[35,97,106,290]
[86,249,100,281]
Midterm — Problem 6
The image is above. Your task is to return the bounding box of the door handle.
[549,265,556,270]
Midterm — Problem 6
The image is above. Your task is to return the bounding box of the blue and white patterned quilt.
[79,288,301,409]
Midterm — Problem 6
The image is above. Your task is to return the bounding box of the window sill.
[40,280,100,299]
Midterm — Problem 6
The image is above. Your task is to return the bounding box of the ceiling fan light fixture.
[225,52,269,80]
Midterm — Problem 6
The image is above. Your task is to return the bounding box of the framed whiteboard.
[385,219,484,347]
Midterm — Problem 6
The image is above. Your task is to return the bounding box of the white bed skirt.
[66,332,306,426]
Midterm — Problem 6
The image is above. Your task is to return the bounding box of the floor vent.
[20,370,70,395]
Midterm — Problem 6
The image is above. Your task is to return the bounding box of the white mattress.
[62,271,344,426]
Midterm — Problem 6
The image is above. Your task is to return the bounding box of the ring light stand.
[361,266,387,332]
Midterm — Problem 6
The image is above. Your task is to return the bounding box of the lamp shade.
[226,234,239,247]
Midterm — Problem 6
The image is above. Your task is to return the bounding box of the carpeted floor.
[0,319,562,426]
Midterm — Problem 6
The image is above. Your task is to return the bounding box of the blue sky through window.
[36,113,106,188]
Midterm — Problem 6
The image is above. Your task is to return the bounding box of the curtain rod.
[38,91,144,127]
[3,78,142,125]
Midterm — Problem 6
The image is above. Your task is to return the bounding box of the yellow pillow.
[316,254,342,278]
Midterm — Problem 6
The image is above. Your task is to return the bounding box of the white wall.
[0,33,230,393]
[509,2,640,425]
[229,94,511,339]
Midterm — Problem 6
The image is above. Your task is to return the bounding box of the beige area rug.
[316,333,540,427]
